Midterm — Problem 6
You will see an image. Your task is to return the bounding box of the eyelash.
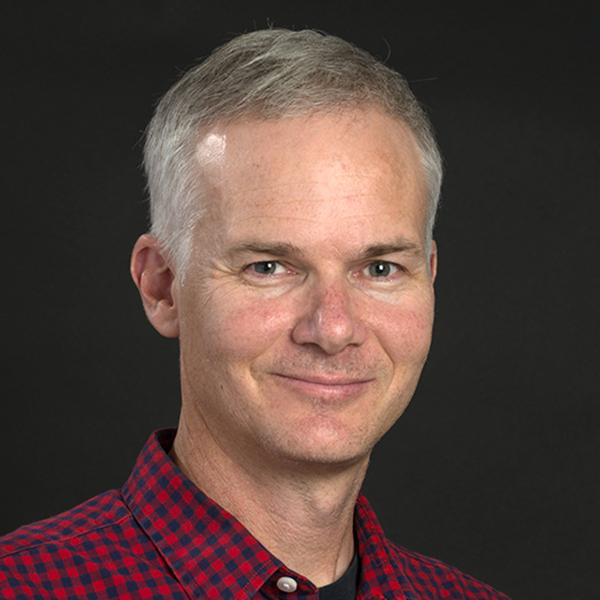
[246,261,290,277]
[362,261,402,279]
[243,260,404,280]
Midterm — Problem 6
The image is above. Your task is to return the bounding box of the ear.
[429,239,438,283]
[130,234,179,338]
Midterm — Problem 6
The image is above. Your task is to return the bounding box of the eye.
[363,261,401,278]
[246,261,287,276]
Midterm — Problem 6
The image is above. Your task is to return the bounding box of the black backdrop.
[2,2,598,598]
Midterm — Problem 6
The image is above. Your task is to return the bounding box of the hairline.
[168,104,437,283]
[144,30,442,281]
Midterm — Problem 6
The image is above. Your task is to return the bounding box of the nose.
[291,278,367,355]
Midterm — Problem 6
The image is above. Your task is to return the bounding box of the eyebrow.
[227,242,306,258]
[226,238,422,260]
[359,240,422,259]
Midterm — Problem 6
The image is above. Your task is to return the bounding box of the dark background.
[2,2,598,598]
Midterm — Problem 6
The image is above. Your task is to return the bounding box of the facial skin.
[134,107,437,472]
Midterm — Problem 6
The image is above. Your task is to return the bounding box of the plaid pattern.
[1,429,509,599]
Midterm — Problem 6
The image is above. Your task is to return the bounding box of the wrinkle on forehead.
[191,110,429,249]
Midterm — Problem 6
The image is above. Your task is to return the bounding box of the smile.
[271,373,374,401]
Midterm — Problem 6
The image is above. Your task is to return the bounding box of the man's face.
[175,107,436,467]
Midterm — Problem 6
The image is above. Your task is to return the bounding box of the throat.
[169,416,367,587]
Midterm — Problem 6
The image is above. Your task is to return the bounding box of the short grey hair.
[144,28,443,276]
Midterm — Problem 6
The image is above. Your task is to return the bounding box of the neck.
[170,408,370,587]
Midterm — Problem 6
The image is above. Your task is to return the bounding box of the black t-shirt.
[318,553,359,600]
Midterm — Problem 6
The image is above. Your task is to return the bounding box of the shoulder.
[383,537,511,599]
[0,489,148,596]
[0,489,128,560]
[0,489,183,598]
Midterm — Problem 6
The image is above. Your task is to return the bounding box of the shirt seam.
[386,539,506,595]
[0,512,131,561]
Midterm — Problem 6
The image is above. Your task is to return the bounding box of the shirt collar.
[122,429,414,599]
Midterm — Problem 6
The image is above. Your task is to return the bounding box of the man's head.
[143,29,442,278]
[132,29,440,470]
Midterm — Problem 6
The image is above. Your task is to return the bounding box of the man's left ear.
[130,234,180,338]
[430,240,438,282]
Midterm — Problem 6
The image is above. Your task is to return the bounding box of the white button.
[276,576,298,592]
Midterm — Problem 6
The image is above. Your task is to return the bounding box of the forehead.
[194,108,428,251]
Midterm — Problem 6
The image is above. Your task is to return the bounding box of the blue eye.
[249,261,284,275]
[365,261,399,278]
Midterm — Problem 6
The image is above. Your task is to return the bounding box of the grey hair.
[144,28,443,277]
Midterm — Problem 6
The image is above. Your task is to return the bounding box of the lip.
[271,373,374,401]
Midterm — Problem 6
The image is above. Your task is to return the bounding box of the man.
[1,29,509,599]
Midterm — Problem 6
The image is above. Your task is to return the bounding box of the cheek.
[184,288,293,364]
[370,294,434,362]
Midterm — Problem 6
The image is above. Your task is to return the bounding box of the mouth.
[271,373,374,401]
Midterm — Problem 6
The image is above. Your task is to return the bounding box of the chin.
[265,415,374,467]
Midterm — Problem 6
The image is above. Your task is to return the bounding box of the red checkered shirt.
[0,429,509,599]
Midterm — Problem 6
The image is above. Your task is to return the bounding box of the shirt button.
[276,576,298,592]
